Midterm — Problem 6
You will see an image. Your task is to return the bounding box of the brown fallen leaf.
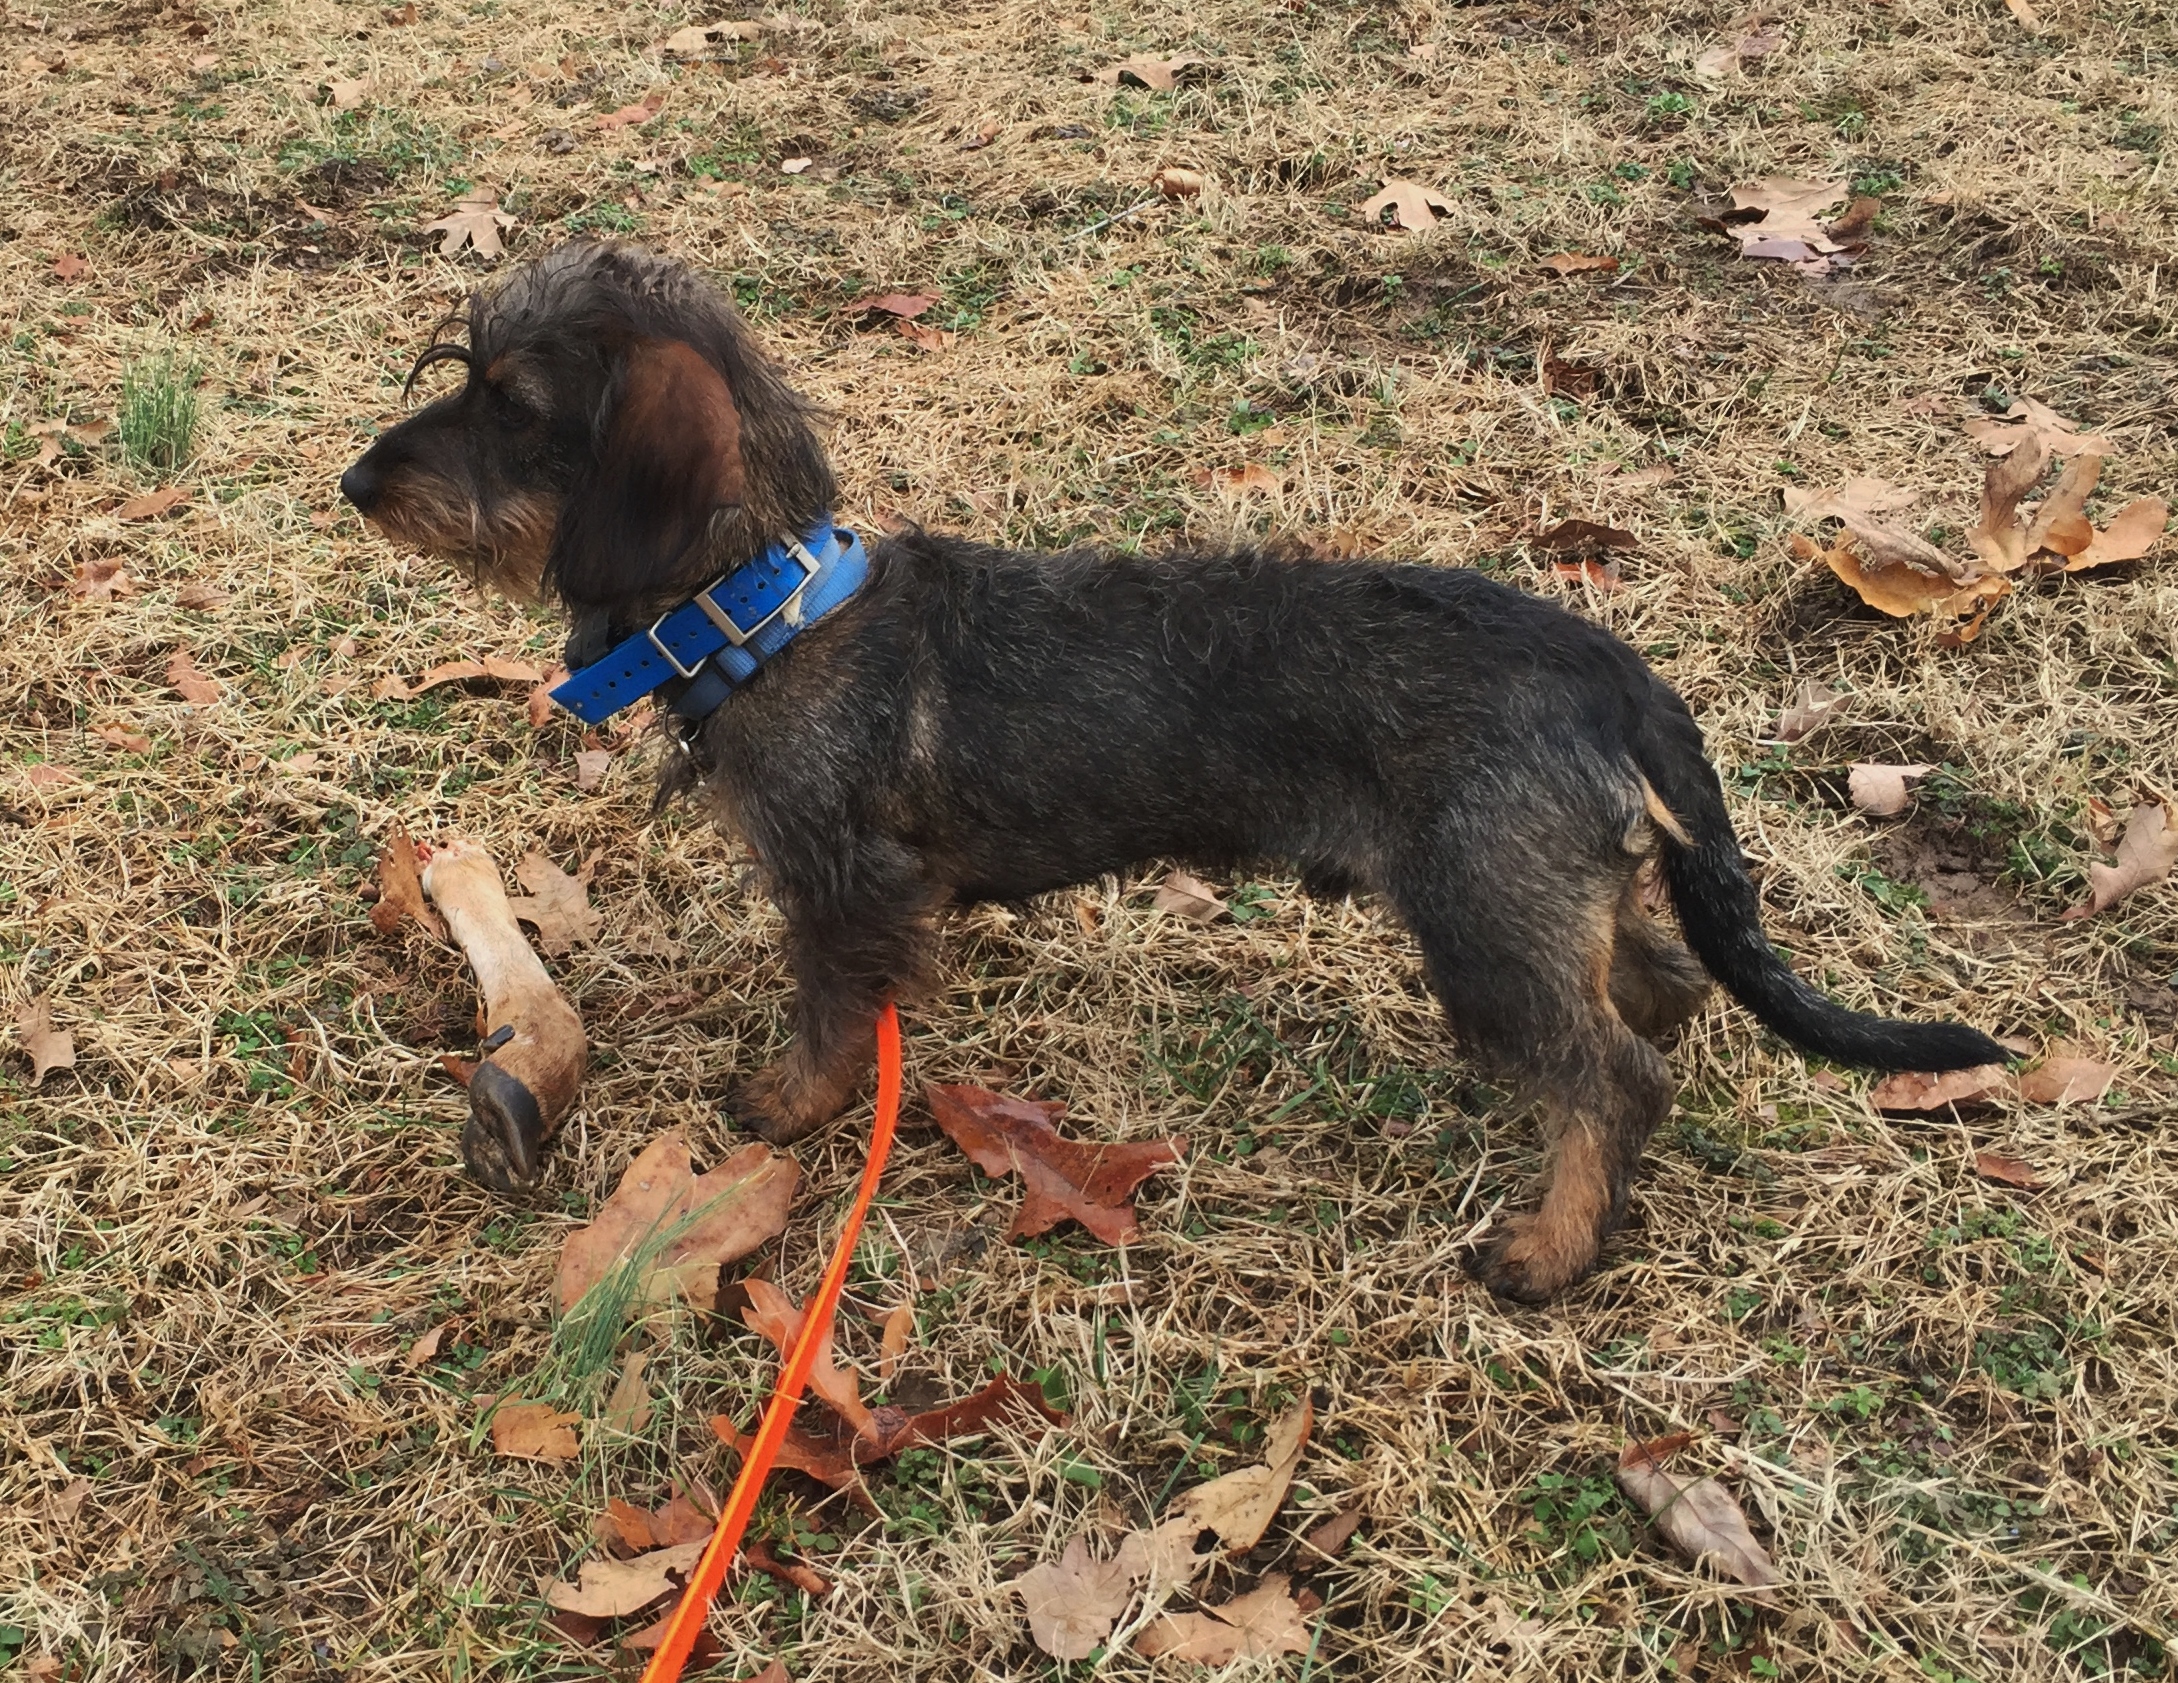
[1868,1065,2012,1113]
[1781,476,1921,522]
[2064,497,2168,571]
[879,1302,915,1383]
[2004,0,2042,29]
[176,580,231,610]
[741,1278,879,1440]
[1615,1435,1779,1588]
[555,1135,797,1314]
[1790,532,2006,623]
[167,647,221,705]
[1534,518,1636,554]
[1847,763,1935,817]
[1973,1149,2047,1190]
[660,20,761,53]
[1726,177,1848,266]
[17,1000,75,1086]
[1541,355,1598,400]
[745,1537,830,1599]
[326,75,371,110]
[1968,439,2054,573]
[1694,10,1784,76]
[507,852,602,953]
[845,291,938,319]
[572,749,610,791]
[1089,53,1203,91]
[369,825,448,940]
[600,1497,656,1554]
[93,723,151,754]
[1963,397,2112,461]
[601,1348,654,1435]
[596,90,665,130]
[1359,178,1454,232]
[897,319,956,352]
[2018,1058,2116,1106]
[1155,165,1205,198]
[1551,559,1623,592]
[117,486,189,522]
[1540,252,1620,276]
[1301,1506,1362,1563]
[403,655,549,693]
[543,1540,703,1617]
[712,1373,1064,1496]
[1153,869,1227,921]
[422,193,516,259]
[2063,802,2178,920]
[928,1083,1186,1246]
[2021,452,2099,561]
[492,1400,581,1462]
[616,1611,726,1667]
[1772,678,1846,744]
[1136,1573,1314,1662]
[1193,463,1280,498]
[68,559,135,601]
[1168,1397,1311,1554]
[647,1490,717,1547]
[1017,1536,1135,1661]
[21,764,80,792]
[404,1325,446,1367]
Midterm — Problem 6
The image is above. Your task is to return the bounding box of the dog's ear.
[548,337,747,605]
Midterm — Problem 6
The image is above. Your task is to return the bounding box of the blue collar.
[549,518,869,726]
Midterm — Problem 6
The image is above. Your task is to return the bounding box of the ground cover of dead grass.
[2,0,2175,1677]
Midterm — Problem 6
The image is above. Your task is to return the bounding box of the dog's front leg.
[727,837,932,1145]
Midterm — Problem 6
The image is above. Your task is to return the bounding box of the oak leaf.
[1017,1537,1134,1661]
[1195,463,1279,497]
[326,76,371,110]
[1167,1398,1311,1554]
[1694,10,1784,76]
[1847,763,1934,817]
[1540,252,1619,276]
[1089,54,1203,92]
[1962,397,2112,461]
[543,1541,703,1617]
[1973,1150,2047,1190]
[1868,1065,2011,1113]
[1301,1506,1363,1562]
[117,486,189,521]
[1615,1435,1779,1587]
[93,723,151,754]
[555,1135,797,1314]
[1135,1573,1314,1662]
[421,194,516,259]
[572,749,610,791]
[596,90,665,130]
[711,1374,1064,1496]
[1771,678,1845,745]
[2063,802,2178,920]
[404,1325,446,1367]
[167,647,221,704]
[1153,869,1227,921]
[492,1400,580,1462]
[927,1083,1186,1246]
[740,1278,879,1440]
[896,319,955,352]
[2017,1057,2115,1106]
[177,580,231,610]
[1359,178,1453,232]
[17,1000,75,1085]
[369,825,447,940]
[1534,518,1636,554]
[69,560,135,600]
[507,852,601,953]
[745,1537,830,1598]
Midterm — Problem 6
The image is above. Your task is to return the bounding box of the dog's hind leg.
[1392,849,1675,1302]
[1608,868,1711,1042]
[728,832,935,1145]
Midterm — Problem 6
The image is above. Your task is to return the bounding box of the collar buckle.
[692,538,826,648]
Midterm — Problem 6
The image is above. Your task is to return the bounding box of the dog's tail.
[1631,699,2005,1072]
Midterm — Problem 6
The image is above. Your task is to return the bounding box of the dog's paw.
[1468,1214,1600,1304]
[723,1063,834,1146]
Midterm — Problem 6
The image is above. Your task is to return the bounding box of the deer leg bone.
[421,838,588,1191]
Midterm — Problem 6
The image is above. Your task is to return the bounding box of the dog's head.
[340,241,835,624]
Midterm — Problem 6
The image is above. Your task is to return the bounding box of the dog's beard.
[366,481,560,599]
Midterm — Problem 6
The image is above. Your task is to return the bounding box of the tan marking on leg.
[1637,775,1693,847]
[731,1030,872,1144]
[1486,1124,1614,1300]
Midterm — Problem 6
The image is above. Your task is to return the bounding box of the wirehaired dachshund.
[340,241,2001,1301]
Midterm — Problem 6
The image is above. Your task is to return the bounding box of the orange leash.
[637,1003,903,1683]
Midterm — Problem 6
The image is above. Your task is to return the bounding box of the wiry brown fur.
[342,241,2002,1302]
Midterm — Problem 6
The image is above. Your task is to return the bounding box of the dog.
[340,241,2002,1301]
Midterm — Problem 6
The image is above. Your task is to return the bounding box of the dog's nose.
[339,458,382,512]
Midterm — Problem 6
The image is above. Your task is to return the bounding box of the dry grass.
[4,0,2177,1677]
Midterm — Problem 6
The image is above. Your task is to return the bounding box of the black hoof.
[463,1062,548,1192]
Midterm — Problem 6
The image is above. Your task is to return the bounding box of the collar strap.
[549,518,869,726]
